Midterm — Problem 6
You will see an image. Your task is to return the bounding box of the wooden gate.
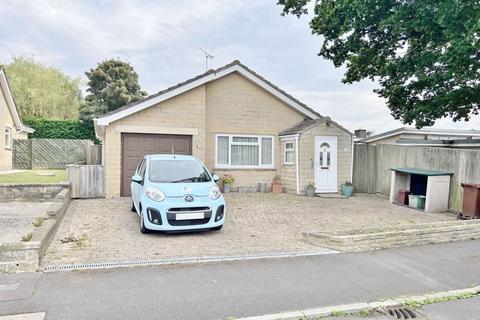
[67,165,105,198]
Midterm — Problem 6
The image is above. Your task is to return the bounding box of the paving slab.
[0,203,52,243]
[42,193,454,268]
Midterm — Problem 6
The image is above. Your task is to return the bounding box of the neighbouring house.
[94,60,353,198]
[357,127,480,148]
[0,67,34,170]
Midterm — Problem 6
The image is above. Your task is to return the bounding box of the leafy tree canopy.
[4,56,82,119]
[80,59,147,123]
[279,0,480,127]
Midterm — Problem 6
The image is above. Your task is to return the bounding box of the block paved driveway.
[42,193,454,268]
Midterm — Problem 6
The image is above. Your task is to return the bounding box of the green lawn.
[0,170,66,183]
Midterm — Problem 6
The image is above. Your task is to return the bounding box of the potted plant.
[271,174,283,193]
[221,174,234,193]
[305,182,316,197]
[341,181,354,197]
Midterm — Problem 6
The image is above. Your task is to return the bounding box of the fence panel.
[12,139,32,169]
[67,165,105,198]
[13,139,92,169]
[353,144,480,211]
[87,144,102,165]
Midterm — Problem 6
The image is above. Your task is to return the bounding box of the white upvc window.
[284,140,295,165]
[4,127,11,150]
[215,134,274,168]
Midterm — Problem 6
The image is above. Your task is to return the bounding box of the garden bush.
[22,118,97,142]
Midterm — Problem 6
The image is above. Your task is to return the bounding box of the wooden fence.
[353,144,480,211]
[67,165,105,198]
[87,144,102,165]
[13,139,101,169]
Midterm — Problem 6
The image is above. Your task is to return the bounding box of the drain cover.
[386,307,418,319]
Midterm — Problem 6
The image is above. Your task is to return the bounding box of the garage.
[121,133,192,196]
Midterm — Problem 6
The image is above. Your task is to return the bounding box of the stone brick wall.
[299,122,353,193]
[280,138,297,193]
[103,85,207,197]
[204,73,305,189]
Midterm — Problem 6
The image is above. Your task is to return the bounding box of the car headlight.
[145,187,165,202]
[209,185,221,200]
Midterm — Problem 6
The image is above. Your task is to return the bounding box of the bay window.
[216,134,274,168]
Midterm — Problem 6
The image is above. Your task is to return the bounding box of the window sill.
[283,163,295,166]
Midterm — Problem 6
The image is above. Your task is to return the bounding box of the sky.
[1,0,479,133]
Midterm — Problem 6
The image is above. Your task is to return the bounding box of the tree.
[4,56,82,119]
[80,59,147,123]
[279,0,480,127]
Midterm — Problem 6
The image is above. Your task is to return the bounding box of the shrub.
[22,118,98,142]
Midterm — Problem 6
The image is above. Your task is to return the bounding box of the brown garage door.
[121,133,192,196]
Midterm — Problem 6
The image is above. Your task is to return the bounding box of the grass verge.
[0,169,66,183]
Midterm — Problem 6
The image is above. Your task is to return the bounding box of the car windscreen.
[148,160,212,183]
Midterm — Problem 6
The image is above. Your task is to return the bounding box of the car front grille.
[166,207,212,226]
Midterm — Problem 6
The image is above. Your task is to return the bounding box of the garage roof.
[94,60,322,126]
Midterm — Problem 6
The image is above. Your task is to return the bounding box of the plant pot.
[272,182,283,193]
[305,186,316,197]
[223,183,231,193]
[257,182,267,193]
[341,185,354,197]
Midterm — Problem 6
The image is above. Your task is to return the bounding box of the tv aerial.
[199,48,214,71]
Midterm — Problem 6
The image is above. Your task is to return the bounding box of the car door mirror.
[132,174,143,184]
[212,174,220,182]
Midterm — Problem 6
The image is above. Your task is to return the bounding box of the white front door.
[314,136,337,193]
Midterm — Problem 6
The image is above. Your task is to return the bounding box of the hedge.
[22,118,97,142]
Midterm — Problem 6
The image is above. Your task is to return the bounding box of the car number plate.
[176,212,204,220]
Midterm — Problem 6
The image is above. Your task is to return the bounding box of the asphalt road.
[1,240,479,320]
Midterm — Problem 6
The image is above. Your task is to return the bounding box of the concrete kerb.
[238,286,480,320]
[0,187,71,273]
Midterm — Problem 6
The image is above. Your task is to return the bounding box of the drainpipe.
[350,135,354,182]
[295,134,300,195]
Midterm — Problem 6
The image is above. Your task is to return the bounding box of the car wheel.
[131,199,136,212]
[212,225,223,231]
[140,209,150,234]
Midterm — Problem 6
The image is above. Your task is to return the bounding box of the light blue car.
[130,154,225,233]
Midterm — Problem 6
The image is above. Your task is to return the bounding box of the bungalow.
[94,61,353,197]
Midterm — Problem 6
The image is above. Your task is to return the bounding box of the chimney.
[355,129,367,139]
